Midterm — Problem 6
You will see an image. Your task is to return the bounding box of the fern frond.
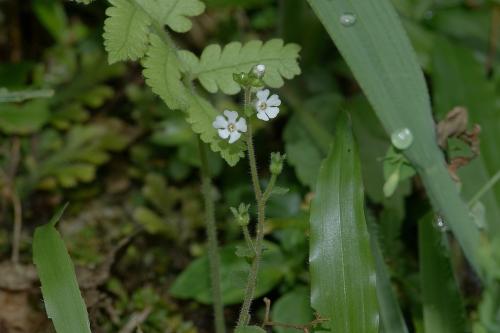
[142,34,189,110]
[137,0,205,33]
[186,95,246,166]
[103,0,151,64]
[179,39,301,94]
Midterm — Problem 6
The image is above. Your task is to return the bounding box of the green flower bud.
[230,203,251,226]
[270,152,286,175]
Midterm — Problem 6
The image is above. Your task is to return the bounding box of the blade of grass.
[309,113,378,333]
[367,221,409,333]
[33,204,91,333]
[419,214,466,333]
[306,0,482,277]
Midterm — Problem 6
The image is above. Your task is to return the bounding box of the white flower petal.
[212,115,228,129]
[257,110,270,121]
[218,128,230,139]
[235,118,247,132]
[223,110,238,123]
[265,106,280,119]
[228,131,241,143]
[267,94,281,107]
[256,89,270,101]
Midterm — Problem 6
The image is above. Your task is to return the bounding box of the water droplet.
[391,128,413,150]
[340,13,357,27]
[434,215,449,232]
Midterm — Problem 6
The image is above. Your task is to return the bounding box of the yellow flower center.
[228,123,236,132]
[258,101,267,111]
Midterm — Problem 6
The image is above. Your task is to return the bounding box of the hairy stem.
[198,138,226,333]
[238,88,268,326]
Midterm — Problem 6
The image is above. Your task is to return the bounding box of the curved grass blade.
[33,204,91,333]
[306,0,482,276]
[309,113,378,333]
[419,214,466,333]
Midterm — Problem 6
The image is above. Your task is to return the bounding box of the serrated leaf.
[142,34,189,110]
[139,0,205,33]
[179,39,301,94]
[185,94,245,166]
[33,205,91,333]
[309,113,378,333]
[103,0,152,64]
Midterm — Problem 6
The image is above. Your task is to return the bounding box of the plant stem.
[197,138,226,333]
[469,169,500,208]
[238,88,270,327]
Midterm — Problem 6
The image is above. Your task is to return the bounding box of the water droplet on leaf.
[434,215,449,232]
[391,128,413,150]
[340,13,357,27]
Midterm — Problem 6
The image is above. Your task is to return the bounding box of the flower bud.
[252,64,266,78]
[230,203,251,226]
[270,152,286,175]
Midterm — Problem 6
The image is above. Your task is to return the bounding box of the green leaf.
[0,88,54,103]
[137,0,205,33]
[170,242,286,305]
[234,326,266,333]
[284,94,339,187]
[307,0,482,276]
[179,39,301,94]
[309,113,379,333]
[103,0,152,64]
[419,214,466,333]
[272,286,314,333]
[368,220,409,333]
[432,37,500,235]
[0,100,50,134]
[142,33,189,110]
[185,94,245,166]
[33,205,91,333]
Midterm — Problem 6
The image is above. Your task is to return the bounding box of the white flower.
[212,110,247,144]
[255,89,281,121]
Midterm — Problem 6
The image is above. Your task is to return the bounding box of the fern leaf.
[103,0,152,64]
[137,0,205,33]
[186,95,246,166]
[179,39,301,94]
[142,34,189,110]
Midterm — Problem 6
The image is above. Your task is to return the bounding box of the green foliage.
[0,100,50,134]
[33,205,91,333]
[234,326,266,333]
[419,214,466,332]
[309,114,378,333]
[180,39,301,94]
[186,95,246,166]
[142,34,189,110]
[307,0,482,276]
[137,0,205,33]
[170,242,286,305]
[103,0,152,64]
[271,286,314,333]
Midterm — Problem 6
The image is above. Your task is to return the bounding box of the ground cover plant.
[0,0,499,332]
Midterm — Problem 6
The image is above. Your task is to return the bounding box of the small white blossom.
[255,89,281,121]
[212,110,247,144]
[253,64,266,78]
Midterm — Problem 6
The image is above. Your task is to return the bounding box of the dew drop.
[340,13,357,27]
[391,128,413,150]
[434,215,449,232]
